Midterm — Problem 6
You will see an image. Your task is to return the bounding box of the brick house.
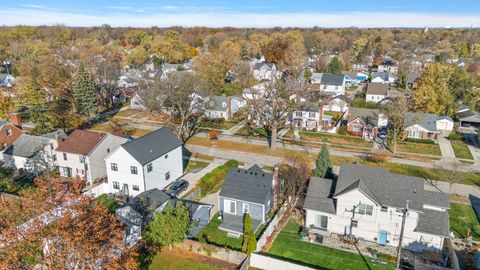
[346,108,388,139]
[0,113,23,159]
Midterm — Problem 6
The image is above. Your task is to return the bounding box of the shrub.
[199,160,239,196]
[405,138,436,144]
[338,125,347,135]
[208,128,218,140]
[448,131,464,141]
[365,151,391,163]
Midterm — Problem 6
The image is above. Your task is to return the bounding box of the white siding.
[105,147,144,196]
[143,146,183,191]
[87,134,127,183]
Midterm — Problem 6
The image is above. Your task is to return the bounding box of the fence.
[444,238,460,270]
[256,204,288,252]
[250,253,316,270]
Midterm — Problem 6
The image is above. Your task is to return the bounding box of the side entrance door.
[378,230,387,246]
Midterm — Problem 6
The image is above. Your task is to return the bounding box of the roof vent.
[237,169,240,173]
[149,150,153,153]
[245,171,247,174]
[250,172,253,175]
[255,172,258,175]
[262,173,264,177]
[413,189,417,193]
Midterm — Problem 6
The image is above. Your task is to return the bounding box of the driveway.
[437,133,456,163]
[178,159,227,198]
[462,131,480,165]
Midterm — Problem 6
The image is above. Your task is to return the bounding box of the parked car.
[166,179,189,196]
[378,129,387,139]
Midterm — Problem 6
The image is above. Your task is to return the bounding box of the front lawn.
[268,220,395,270]
[184,159,210,173]
[397,142,441,156]
[195,213,264,251]
[148,248,234,270]
[451,141,474,160]
[449,203,480,241]
[114,109,141,118]
[201,119,239,130]
[298,131,373,148]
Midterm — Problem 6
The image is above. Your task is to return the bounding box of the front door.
[123,184,129,196]
[379,230,387,246]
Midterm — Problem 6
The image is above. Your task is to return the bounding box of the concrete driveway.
[437,133,456,162]
[178,159,227,198]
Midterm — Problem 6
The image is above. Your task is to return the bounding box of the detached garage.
[436,116,454,131]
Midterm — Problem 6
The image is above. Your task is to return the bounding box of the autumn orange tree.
[0,190,137,270]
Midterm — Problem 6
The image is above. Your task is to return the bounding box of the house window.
[308,112,316,118]
[79,156,85,163]
[224,200,236,214]
[352,124,363,133]
[6,128,12,136]
[132,185,139,191]
[351,220,358,228]
[52,154,57,161]
[147,163,153,172]
[165,172,170,181]
[296,111,302,117]
[113,181,120,189]
[107,148,110,154]
[381,206,388,212]
[130,166,138,175]
[243,203,249,213]
[315,214,328,229]
[61,167,72,177]
[63,153,67,161]
[111,163,118,171]
[408,130,422,139]
[358,203,373,216]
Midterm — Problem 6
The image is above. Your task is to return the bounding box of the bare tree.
[435,162,462,194]
[248,75,304,150]
[279,155,312,211]
[381,96,409,153]
[140,72,210,143]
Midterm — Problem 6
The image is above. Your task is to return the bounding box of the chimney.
[273,166,279,209]
[227,96,232,120]
[55,131,63,145]
[318,105,323,132]
[10,113,21,128]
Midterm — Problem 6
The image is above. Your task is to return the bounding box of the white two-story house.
[304,163,450,252]
[105,128,183,197]
[56,130,127,185]
[205,95,246,121]
[318,73,346,96]
[252,62,277,81]
[290,103,334,132]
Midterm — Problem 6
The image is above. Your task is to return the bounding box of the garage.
[436,116,454,131]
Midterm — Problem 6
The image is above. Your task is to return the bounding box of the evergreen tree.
[21,68,52,134]
[246,230,257,256]
[327,56,343,74]
[312,144,332,178]
[242,214,252,252]
[240,43,250,61]
[73,62,98,117]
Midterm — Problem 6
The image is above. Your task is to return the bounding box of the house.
[105,128,183,197]
[130,93,147,110]
[56,130,127,185]
[371,72,396,84]
[304,163,450,252]
[403,112,454,141]
[346,108,388,139]
[352,63,368,72]
[117,69,143,88]
[456,110,480,127]
[252,62,277,81]
[128,188,213,237]
[205,96,245,121]
[290,103,334,132]
[321,95,349,113]
[243,82,266,100]
[0,114,23,159]
[218,165,279,235]
[342,71,368,86]
[0,73,15,88]
[406,72,421,89]
[378,59,398,74]
[159,63,184,79]
[319,73,346,96]
[3,134,55,173]
[310,73,323,84]
[365,83,389,103]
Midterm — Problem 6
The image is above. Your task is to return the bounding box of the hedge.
[405,138,436,144]
[199,160,239,196]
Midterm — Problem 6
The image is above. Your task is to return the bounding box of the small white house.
[105,128,183,197]
[318,73,346,96]
[365,83,389,103]
[321,95,349,113]
[436,116,454,131]
[205,96,245,121]
[378,59,398,74]
[252,62,277,81]
[0,73,15,88]
[130,94,147,110]
[56,130,127,185]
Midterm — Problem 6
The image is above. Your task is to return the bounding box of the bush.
[208,128,218,140]
[365,151,391,163]
[199,160,239,196]
[338,125,347,135]
[405,138,436,144]
[448,131,464,141]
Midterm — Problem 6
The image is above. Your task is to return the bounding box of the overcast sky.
[1,0,479,28]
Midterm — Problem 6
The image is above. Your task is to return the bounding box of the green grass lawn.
[268,220,395,270]
[148,250,225,270]
[94,194,120,213]
[200,119,239,130]
[195,213,264,251]
[451,141,474,160]
[449,203,480,241]
[397,141,441,156]
[297,131,373,148]
[184,159,210,173]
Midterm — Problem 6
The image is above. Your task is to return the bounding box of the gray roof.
[381,59,396,66]
[334,163,425,211]
[320,73,345,86]
[366,83,388,96]
[253,62,275,70]
[303,177,336,214]
[0,120,5,128]
[457,110,480,123]
[121,128,182,165]
[423,190,450,209]
[415,209,450,237]
[403,112,438,132]
[219,165,273,205]
[41,130,67,140]
[5,134,51,158]
[372,72,389,81]
[301,103,320,112]
[311,73,323,81]
[130,188,172,212]
[206,96,229,112]
[347,108,380,126]
[0,74,8,81]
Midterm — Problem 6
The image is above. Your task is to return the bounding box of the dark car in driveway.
[166,179,189,196]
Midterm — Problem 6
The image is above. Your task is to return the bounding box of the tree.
[73,62,98,118]
[248,76,304,150]
[327,56,343,74]
[145,203,191,248]
[312,144,331,178]
[246,230,257,256]
[279,155,312,210]
[382,96,409,153]
[0,95,16,120]
[240,42,250,61]
[140,72,209,143]
[435,162,462,194]
[242,214,252,252]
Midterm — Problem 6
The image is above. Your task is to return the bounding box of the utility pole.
[345,203,360,238]
[396,205,408,269]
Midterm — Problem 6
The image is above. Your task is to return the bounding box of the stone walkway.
[223,121,245,135]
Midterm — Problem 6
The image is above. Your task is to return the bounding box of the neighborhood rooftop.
[320,73,345,86]
[5,134,51,158]
[303,177,336,214]
[55,129,106,155]
[366,83,389,95]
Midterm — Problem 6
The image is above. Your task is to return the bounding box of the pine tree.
[246,229,257,256]
[312,144,331,178]
[21,68,52,134]
[240,43,249,61]
[73,62,98,117]
[242,214,252,252]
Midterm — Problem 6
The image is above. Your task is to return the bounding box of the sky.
[1,0,479,28]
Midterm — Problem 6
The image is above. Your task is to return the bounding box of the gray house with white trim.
[218,165,279,235]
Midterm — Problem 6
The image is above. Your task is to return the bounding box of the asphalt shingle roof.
[403,112,438,132]
[415,209,450,237]
[121,127,182,166]
[366,83,388,96]
[219,165,273,205]
[253,62,275,70]
[56,130,106,155]
[303,177,336,214]
[320,73,345,86]
[423,190,450,209]
[347,108,380,126]
[5,134,51,158]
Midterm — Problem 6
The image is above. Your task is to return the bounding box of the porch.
[218,213,262,235]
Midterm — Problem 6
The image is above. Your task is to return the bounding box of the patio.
[219,213,262,234]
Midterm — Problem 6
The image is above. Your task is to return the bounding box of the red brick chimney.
[273,166,279,209]
[10,113,21,128]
